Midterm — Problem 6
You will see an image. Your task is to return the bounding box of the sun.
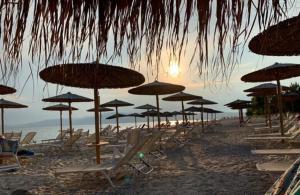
[169,62,180,77]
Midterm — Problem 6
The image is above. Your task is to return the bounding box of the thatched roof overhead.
[0,1,289,80]
[0,85,16,95]
[241,63,300,82]
[43,104,78,111]
[244,83,289,93]
[42,92,93,103]
[249,15,300,56]
[162,92,200,102]
[102,99,133,107]
[0,98,27,109]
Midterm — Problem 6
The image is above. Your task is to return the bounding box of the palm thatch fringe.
[0,0,291,81]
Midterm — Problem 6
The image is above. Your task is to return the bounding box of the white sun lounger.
[251,149,300,155]
[55,135,153,188]
[256,162,293,172]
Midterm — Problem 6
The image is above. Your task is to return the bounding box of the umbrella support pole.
[267,96,272,128]
[135,117,137,128]
[1,108,4,134]
[68,102,73,138]
[60,110,63,141]
[156,95,161,131]
[147,109,150,131]
[94,89,101,164]
[116,106,119,141]
[181,101,185,125]
[276,80,284,136]
[201,104,204,133]
[264,97,268,127]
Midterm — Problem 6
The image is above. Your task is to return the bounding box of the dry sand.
[0,119,293,194]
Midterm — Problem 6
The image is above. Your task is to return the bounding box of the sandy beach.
[0,118,294,194]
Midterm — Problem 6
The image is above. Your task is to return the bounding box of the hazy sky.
[2,3,300,126]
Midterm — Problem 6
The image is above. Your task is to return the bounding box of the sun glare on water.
[169,62,180,77]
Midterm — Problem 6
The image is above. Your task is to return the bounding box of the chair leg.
[15,155,21,168]
[101,170,116,188]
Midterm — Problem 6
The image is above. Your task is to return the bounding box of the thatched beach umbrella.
[225,100,251,126]
[162,92,199,124]
[172,111,181,120]
[0,85,16,95]
[102,99,133,137]
[187,98,217,132]
[161,112,173,123]
[1,1,289,83]
[0,99,27,134]
[127,113,145,128]
[42,92,93,137]
[185,106,201,124]
[244,83,289,128]
[135,104,157,130]
[129,80,184,131]
[249,15,300,56]
[241,63,300,135]
[141,109,163,128]
[43,104,78,140]
[40,62,144,164]
[87,106,113,130]
[106,113,127,120]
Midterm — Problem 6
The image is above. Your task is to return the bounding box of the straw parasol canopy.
[225,99,251,126]
[43,104,78,139]
[162,92,200,123]
[42,92,93,137]
[244,83,289,93]
[185,106,201,112]
[141,109,163,128]
[249,15,300,56]
[106,113,127,120]
[1,1,289,82]
[241,63,300,135]
[0,85,16,95]
[0,99,27,134]
[87,106,113,130]
[127,113,145,128]
[129,80,184,131]
[187,98,217,131]
[135,104,157,130]
[40,62,144,165]
[102,99,133,136]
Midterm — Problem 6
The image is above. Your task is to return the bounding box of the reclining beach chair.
[20,132,36,146]
[0,139,21,172]
[42,134,82,151]
[55,135,153,188]
[9,131,22,142]
[41,131,67,143]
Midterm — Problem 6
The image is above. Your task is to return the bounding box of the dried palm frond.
[0,0,292,82]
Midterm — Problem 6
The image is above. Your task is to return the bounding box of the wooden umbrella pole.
[60,110,63,140]
[238,109,241,126]
[264,96,268,127]
[181,100,185,124]
[68,102,73,138]
[277,79,284,136]
[147,108,150,130]
[1,108,4,134]
[206,112,208,124]
[152,116,154,128]
[241,108,244,123]
[192,114,194,124]
[134,116,137,128]
[201,104,204,132]
[267,96,272,128]
[156,94,161,131]
[100,111,102,130]
[116,106,119,140]
[94,89,101,164]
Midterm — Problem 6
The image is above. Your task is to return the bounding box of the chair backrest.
[115,135,152,169]
[62,134,81,147]
[139,132,161,154]
[3,132,13,139]
[75,129,83,135]
[127,128,140,145]
[81,130,89,137]
[56,131,67,140]
[20,132,37,145]
[0,138,18,154]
